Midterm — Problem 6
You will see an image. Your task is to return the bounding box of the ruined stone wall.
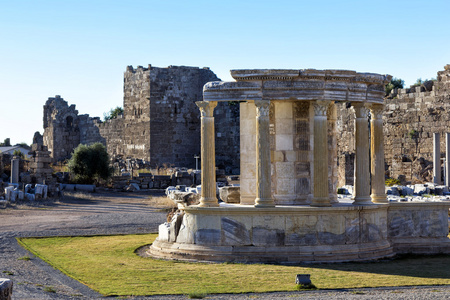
[43,96,81,162]
[79,115,106,145]
[337,64,450,185]
[121,65,151,160]
[41,65,241,173]
[214,102,240,174]
[147,65,217,168]
[97,116,125,159]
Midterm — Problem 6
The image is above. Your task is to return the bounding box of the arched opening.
[66,116,73,128]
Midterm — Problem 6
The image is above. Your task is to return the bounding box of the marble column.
[10,157,19,184]
[433,133,441,184]
[369,104,387,203]
[327,102,338,204]
[352,103,372,205]
[446,133,450,187]
[196,101,219,207]
[311,100,331,207]
[254,100,274,207]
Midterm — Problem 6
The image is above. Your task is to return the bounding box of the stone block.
[221,217,251,245]
[0,278,13,300]
[194,229,221,245]
[219,186,240,203]
[158,223,170,242]
[276,134,293,151]
[75,184,96,192]
[252,227,285,247]
[63,184,75,191]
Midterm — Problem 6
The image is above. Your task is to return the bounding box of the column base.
[254,198,275,208]
[310,197,331,207]
[199,197,219,207]
[352,196,373,205]
[370,194,388,204]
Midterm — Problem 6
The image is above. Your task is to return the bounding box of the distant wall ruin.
[337,64,450,185]
[42,65,240,174]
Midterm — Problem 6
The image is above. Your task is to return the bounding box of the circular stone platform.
[149,203,394,263]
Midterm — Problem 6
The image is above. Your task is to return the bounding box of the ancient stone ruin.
[149,68,450,263]
[41,65,240,174]
[337,64,450,186]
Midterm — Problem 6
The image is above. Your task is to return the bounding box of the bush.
[385,178,401,187]
[68,143,112,184]
[12,149,24,158]
[385,77,404,96]
[103,106,123,121]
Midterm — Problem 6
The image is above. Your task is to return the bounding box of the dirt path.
[1,190,450,299]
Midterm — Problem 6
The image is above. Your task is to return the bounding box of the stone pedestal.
[433,133,441,184]
[196,101,219,207]
[352,103,372,205]
[254,100,274,207]
[370,104,387,203]
[311,100,331,207]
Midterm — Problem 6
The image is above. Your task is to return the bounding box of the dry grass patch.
[17,234,450,297]
[145,195,176,209]
[62,191,95,201]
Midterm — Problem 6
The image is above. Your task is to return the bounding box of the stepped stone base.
[149,203,399,263]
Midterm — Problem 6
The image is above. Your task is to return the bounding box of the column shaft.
[254,100,274,207]
[352,103,372,205]
[446,133,450,187]
[370,104,387,203]
[311,100,331,207]
[196,101,219,207]
[10,157,19,184]
[433,133,441,184]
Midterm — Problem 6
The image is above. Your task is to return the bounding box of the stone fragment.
[219,186,240,203]
[0,278,13,300]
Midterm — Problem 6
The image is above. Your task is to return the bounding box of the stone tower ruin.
[41,65,240,173]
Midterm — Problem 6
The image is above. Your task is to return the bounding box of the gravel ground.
[1,190,450,300]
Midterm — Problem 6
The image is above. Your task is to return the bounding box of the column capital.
[254,100,270,117]
[352,102,369,118]
[313,100,330,117]
[196,101,217,117]
[369,104,384,120]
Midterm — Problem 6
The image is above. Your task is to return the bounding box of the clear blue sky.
[1,0,449,145]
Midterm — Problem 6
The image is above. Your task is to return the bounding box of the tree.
[68,143,112,184]
[12,149,24,159]
[0,138,11,147]
[385,77,404,96]
[103,106,124,121]
[14,142,29,148]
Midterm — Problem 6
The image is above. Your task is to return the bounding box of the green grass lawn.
[17,234,450,296]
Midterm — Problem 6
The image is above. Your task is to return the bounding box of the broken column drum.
[150,69,400,263]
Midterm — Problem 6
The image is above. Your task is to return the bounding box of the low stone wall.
[388,201,450,254]
[109,172,198,190]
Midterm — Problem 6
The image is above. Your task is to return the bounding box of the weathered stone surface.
[219,186,240,203]
[194,229,221,245]
[0,278,13,300]
[170,192,200,207]
[221,217,250,245]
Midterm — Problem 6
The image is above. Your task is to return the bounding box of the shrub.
[385,178,401,186]
[68,143,112,184]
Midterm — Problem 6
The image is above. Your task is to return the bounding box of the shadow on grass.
[297,254,450,279]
